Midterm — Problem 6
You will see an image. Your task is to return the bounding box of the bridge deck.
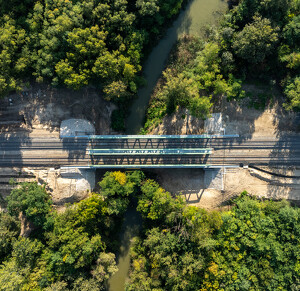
[88,148,213,155]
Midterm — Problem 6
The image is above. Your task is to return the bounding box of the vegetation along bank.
[0,172,299,290]
[142,0,300,133]
[0,0,190,131]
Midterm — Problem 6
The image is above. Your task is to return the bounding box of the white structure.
[60,119,95,138]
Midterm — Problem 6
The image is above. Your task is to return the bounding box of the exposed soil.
[221,85,299,138]
[0,167,93,211]
[148,107,205,135]
[0,81,299,210]
[146,84,300,209]
[0,83,115,135]
[0,83,115,207]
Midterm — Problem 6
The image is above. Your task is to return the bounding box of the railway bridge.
[1,134,300,168]
[86,134,238,169]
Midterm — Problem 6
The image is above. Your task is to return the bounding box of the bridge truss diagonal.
[86,134,239,169]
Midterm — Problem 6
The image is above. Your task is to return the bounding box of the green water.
[109,1,228,290]
[107,205,142,291]
[126,0,228,134]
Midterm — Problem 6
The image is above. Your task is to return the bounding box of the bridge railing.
[61,134,239,139]
[88,148,213,155]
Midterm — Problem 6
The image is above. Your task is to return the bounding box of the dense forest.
[0,0,298,132]
[0,172,143,290]
[0,172,299,290]
[0,0,188,129]
[143,0,300,132]
[0,1,299,290]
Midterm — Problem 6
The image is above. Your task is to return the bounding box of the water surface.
[107,205,142,291]
[126,0,228,133]
[110,1,228,289]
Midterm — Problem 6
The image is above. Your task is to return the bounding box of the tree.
[137,179,185,222]
[189,95,212,119]
[0,259,27,291]
[0,16,29,96]
[55,25,109,89]
[0,237,44,291]
[44,213,105,280]
[99,171,142,215]
[7,182,52,228]
[71,193,109,235]
[159,70,199,113]
[203,194,300,290]
[232,16,279,64]
[136,0,159,16]
[103,81,129,102]
[284,77,300,110]
[12,237,43,269]
[91,252,118,284]
[232,0,291,26]
[283,15,300,48]
[0,212,20,262]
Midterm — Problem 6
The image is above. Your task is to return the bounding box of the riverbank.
[126,0,229,133]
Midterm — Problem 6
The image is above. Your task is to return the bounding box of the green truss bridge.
[85,134,239,169]
[2,134,300,169]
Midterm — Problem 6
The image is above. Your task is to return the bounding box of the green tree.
[44,213,104,281]
[189,95,212,118]
[0,259,27,291]
[7,182,52,228]
[91,252,118,284]
[232,16,279,64]
[283,15,300,48]
[137,179,183,222]
[136,0,159,16]
[284,76,300,110]
[0,237,44,291]
[129,179,222,290]
[203,194,300,290]
[0,16,29,96]
[103,80,129,102]
[12,237,43,269]
[232,0,291,26]
[0,212,20,262]
[99,171,143,215]
[55,25,109,89]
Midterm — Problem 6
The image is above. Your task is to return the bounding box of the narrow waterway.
[107,204,142,291]
[109,1,228,290]
[126,0,228,134]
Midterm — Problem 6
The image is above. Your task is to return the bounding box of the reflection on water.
[126,0,228,134]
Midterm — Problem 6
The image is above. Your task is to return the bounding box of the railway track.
[0,135,300,168]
